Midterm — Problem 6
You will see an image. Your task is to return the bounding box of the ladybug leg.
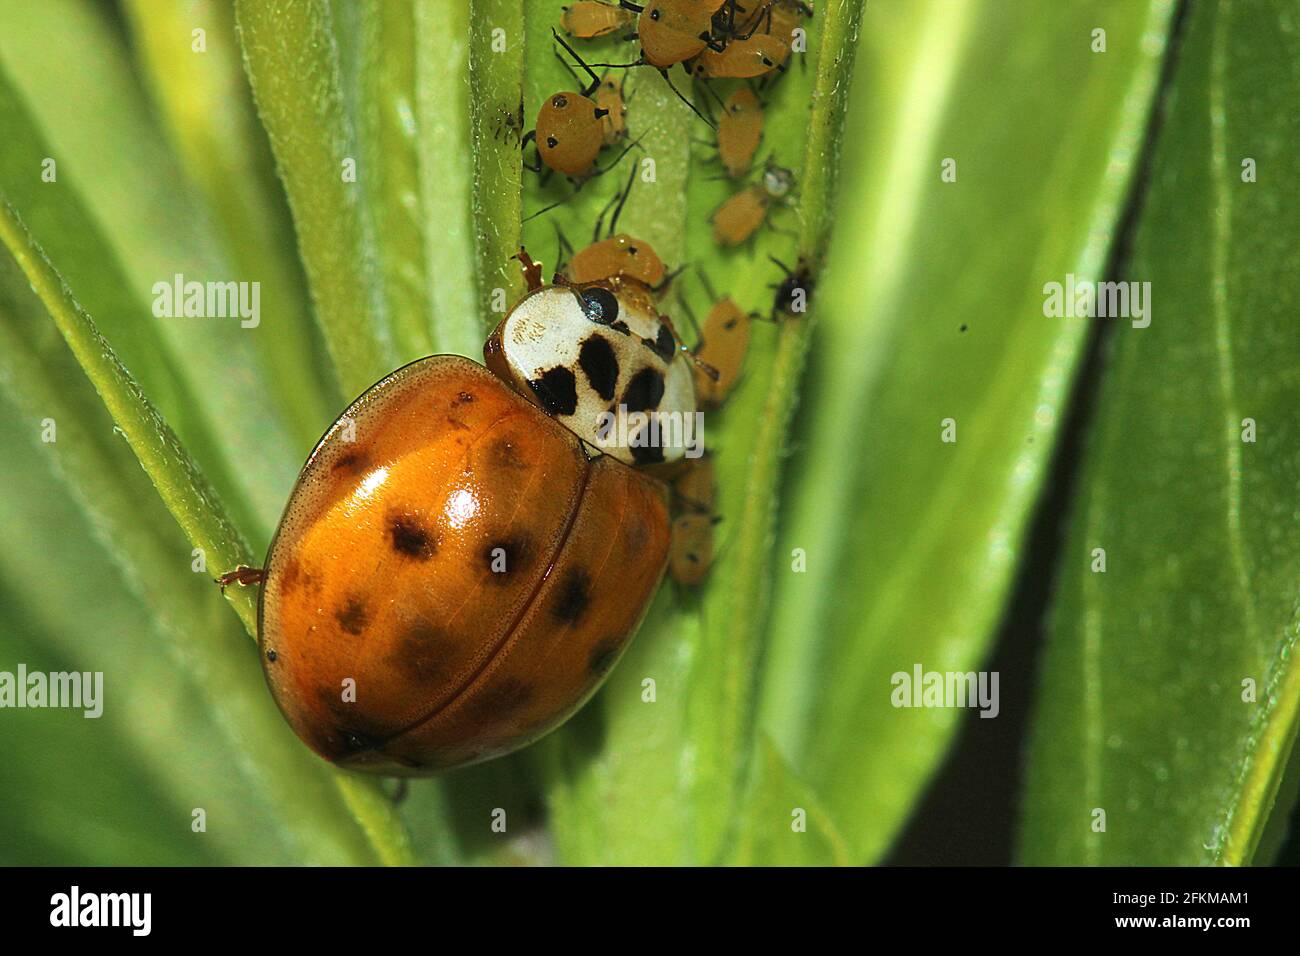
[514,247,545,291]
[215,566,265,591]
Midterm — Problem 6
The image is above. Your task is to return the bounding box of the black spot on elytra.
[579,335,619,401]
[528,366,579,417]
[641,323,676,361]
[332,450,369,476]
[336,596,370,636]
[490,437,529,470]
[588,639,621,676]
[552,568,592,623]
[454,390,476,405]
[389,621,449,683]
[337,728,379,754]
[621,367,665,413]
[389,513,437,560]
[265,649,278,663]
[483,534,533,581]
[468,677,534,718]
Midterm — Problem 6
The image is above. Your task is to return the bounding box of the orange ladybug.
[252,255,699,775]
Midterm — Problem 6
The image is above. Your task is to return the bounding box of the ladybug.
[247,253,699,775]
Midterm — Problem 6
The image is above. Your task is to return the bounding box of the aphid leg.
[514,247,546,291]
[216,566,265,591]
[589,133,644,177]
[618,0,645,11]
[520,130,544,174]
[657,68,716,130]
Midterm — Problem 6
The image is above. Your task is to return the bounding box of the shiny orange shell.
[258,355,670,775]
[536,91,605,177]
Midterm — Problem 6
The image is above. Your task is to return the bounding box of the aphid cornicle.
[254,252,699,774]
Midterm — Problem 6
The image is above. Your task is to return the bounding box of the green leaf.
[0,259,388,865]
[121,0,340,444]
[536,0,866,865]
[755,0,1177,863]
[1020,0,1300,866]
[236,0,398,397]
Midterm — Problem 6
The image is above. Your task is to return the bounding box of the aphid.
[594,72,629,146]
[691,294,752,405]
[710,161,795,246]
[668,456,717,586]
[716,86,763,178]
[562,0,636,37]
[769,0,814,46]
[688,32,791,79]
[625,0,728,69]
[245,251,698,774]
[524,34,616,178]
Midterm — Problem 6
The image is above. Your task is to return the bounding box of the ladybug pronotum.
[257,259,698,775]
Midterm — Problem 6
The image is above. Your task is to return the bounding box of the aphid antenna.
[552,224,576,272]
[692,73,729,115]
[654,263,686,295]
[695,266,720,303]
[603,162,639,238]
[658,68,717,130]
[523,176,592,224]
[551,27,604,97]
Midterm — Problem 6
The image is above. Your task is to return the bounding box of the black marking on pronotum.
[389,513,437,560]
[620,366,665,413]
[553,568,592,623]
[640,322,676,361]
[528,366,579,416]
[579,335,619,401]
[631,441,666,465]
[580,287,620,325]
[335,596,370,636]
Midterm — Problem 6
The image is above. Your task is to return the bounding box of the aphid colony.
[220,1,815,776]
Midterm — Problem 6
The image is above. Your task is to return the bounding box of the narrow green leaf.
[236,0,397,397]
[757,0,1177,863]
[121,0,340,444]
[1021,0,1300,866]
[0,1,302,539]
[469,0,526,340]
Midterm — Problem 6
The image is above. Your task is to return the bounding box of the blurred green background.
[0,0,1297,866]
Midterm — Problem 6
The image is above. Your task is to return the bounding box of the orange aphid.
[668,456,717,585]
[689,32,790,79]
[711,163,794,246]
[594,73,629,145]
[769,0,814,46]
[569,234,667,287]
[692,296,751,404]
[561,0,636,37]
[717,87,763,178]
[638,0,728,68]
[534,90,607,177]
